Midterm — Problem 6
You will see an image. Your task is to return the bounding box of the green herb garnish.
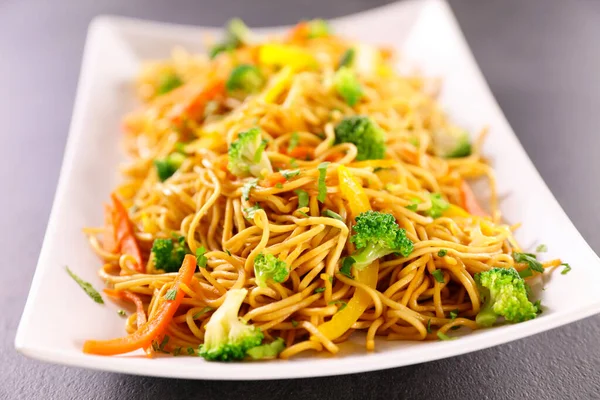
[193,307,214,319]
[65,266,104,304]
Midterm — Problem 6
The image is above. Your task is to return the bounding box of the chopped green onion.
[432,269,445,283]
[295,189,309,208]
[426,319,432,334]
[561,263,572,275]
[196,247,208,268]
[437,331,457,341]
[172,347,182,356]
[187,347,196,356]
[192,307,214,319]
[450,310,458,320]
[164,289,177,300]
[288,132,300,152]
[338,48,355,69]
[426,193,449,218]
[406,198,421,212]
[340,257,355,278]
[117,309,126,317]
[157,73,183,95]
[317,162,330,203]
[314,287,326,294]
[281,169,300,180]
[244,204,262,220]
[291,320,299,328]
[242,179,258,201]
[437,249,448,257]
[536,244,548,253]
[328,300,347,311]
[322,209,343,221]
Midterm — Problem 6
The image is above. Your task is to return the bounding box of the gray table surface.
[2,0,600,398]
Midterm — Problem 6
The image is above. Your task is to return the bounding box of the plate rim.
[15,0,600,380]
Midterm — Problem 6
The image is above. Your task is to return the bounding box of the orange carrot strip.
[83,255,196,355]
[260,173,287,187]
[103,204,117,253]
[287,145,314,159]
[287,21,309,42]
[110,193,144,272]
[167,79,225,125]
[460,180,487,217]
[104,289,147,329]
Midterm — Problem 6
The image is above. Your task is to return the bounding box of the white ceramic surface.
[15,0,600,380]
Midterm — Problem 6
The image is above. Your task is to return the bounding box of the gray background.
[2,0,600,398]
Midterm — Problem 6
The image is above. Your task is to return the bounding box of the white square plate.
[15,0,600,380]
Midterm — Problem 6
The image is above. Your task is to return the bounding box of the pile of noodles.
[84,21,561,359]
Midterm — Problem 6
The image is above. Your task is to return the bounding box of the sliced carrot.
[260,172,287,187]
[166,79,225,125]
[110,193,144,273]
[287,145,314,159]
[324,153,343,162]
[460,180,487,217]
[104,289,147,329]
[83,255,196,356]
[103,204,117,253]
[399,147,418,164]
[287,21,309,42]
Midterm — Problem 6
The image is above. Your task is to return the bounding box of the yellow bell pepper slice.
[317,165,378,341]
[258,44,317,70]
[443,204,471,218]
[337,165,370,217]
[260,66,294,103]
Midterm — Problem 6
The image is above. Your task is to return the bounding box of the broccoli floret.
[431,127,472,158]
[425,193,449,218]
[154,152,185,181]
[156,72,183,95]
[334,116,386,161]
[199,288,264,361]
[333,67,363,106]
[210,18,254,58]
[228,128,273,178]
[253,253,289,288]
[349,211,414,270]
[474,267,538,327]
[226,65,265,94]
[307,19,331,38]
[151,236,189,273]
[246,337,285,360]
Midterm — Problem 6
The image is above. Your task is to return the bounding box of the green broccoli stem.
[352,243,391,270]
[475,301,498,327]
